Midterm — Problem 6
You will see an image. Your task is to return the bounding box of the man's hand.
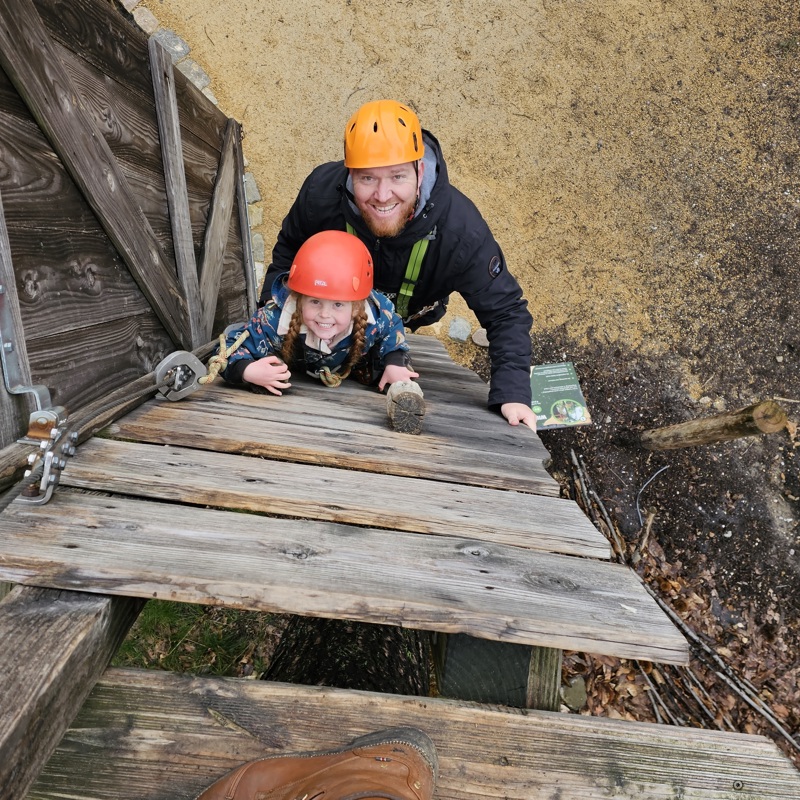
[378,364,420,391]
[501,402,537,431]
[242,356,292,395]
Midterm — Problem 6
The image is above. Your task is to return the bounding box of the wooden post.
[640,400,787,451]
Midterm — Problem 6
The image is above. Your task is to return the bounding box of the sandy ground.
[135,0,796,365]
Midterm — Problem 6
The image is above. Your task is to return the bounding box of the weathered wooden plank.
[199,119,237,339]
[26,313,173,410]
[0,588,142,800]
[0,492,688,662]
[29,669,800,800]
[157,377,552,461]
[0,0,190,347]
[34,0,229,151]
[106,398,559,495]
[0,107,100,232]
[9,228,157,340]
[232,119,257,316]
[149,37,204,348]
[61,438,610,558]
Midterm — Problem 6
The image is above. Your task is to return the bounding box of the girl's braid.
[280,295,305,365]
[346,303,369,371]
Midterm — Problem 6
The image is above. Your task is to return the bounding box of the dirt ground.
[139,0,799,763]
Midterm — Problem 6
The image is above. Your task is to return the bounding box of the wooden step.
[0,586,141,800]
[59,438,611,559]
[0,490,687,663]
[28,667,800,800]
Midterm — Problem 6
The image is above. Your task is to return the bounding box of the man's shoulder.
[302,159,348,196]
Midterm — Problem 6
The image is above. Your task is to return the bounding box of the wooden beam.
[232,119,257,316]
[0,492,689,663]
[640,400,788,450]
[199,119,237,339]
[29,668,800,800]
[0,586,142,800]
[0,0,191,348]
[526,645,562,711]
[148,36,204,349]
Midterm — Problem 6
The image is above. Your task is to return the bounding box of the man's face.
[350,161,424,238]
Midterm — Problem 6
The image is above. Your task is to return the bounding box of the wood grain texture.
[0,0,190,346]
[199,119,237,339]
[232,119,257,316]
[61,438,610,558]
[149,37,204,348]
[0,588,142,800]
[0,491,688,662]
[26,313,173,410]
[28,668,800,800]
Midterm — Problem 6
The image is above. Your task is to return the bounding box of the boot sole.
[347,726,438,780]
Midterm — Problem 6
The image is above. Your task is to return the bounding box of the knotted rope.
[199,329,250,385]
[318,365,351,388]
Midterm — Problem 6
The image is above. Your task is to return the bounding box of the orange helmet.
[287,231,373,301]
[344,100,425,169]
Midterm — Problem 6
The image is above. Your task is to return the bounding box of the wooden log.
[640,400,788,451]
[386,380,425,434]
[0,586,142,800]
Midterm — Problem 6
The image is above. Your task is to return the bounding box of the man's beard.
[358,196,417,238]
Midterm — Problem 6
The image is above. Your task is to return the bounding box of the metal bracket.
[1,282,65,439]
[16,427,78,506]
[154,350,208,401]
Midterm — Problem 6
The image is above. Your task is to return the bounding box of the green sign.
[530,362,592,430]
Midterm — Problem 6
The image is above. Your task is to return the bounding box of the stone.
[132,7,159,35]
[151,29,191,63]
[471,327,489,347]
[251,233,265,262]
[176,58,211,91]
[448,316,472,342]
[244,172,262,203]
[247,205,264,228]
[560,675,587,711]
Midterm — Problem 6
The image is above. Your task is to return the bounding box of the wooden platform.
[0,335,688,664]
[27,667,800,800]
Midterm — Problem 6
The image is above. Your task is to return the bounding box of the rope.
[199,330,250,385]
[318,366,351,388]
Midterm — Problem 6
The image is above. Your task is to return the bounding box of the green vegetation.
[113,601,286,677]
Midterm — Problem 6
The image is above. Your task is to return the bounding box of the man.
[260,99,536,429]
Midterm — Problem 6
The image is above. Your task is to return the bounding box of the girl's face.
[301,296,355,342]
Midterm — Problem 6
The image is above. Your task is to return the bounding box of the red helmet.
[287,231,373,301]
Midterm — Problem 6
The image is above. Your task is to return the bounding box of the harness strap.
[345,223,432,319]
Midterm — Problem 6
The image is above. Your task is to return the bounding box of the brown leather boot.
[194,727,438,800]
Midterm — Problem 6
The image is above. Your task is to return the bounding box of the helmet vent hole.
[398,117,407,127]
[349,123,356,132]
[413,132,419,151]
[373,122,378,132]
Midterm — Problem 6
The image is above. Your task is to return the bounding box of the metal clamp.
[154,350,208,401]
[17,428,78,506]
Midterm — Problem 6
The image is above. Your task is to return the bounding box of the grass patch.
[113,600,287,677]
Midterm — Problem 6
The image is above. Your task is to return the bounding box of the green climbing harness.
[345,224,431,319]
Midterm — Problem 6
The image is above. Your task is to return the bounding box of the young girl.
[220,230,418,394]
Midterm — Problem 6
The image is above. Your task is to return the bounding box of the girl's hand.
[378,364,420,391]
[242,356,292,395]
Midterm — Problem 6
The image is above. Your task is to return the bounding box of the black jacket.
[261,132,533,408]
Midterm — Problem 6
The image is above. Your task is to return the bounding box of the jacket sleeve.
[455,233,533,409]
[371,293,411,367]
[219,307,282,385]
